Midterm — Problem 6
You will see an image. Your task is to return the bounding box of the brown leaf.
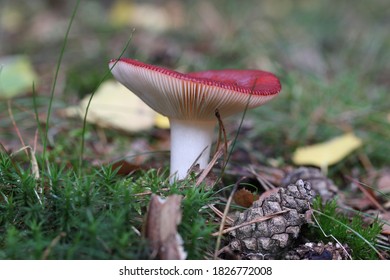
[111,160,142,175]
[233,188,259,208]
[144,194,186,260]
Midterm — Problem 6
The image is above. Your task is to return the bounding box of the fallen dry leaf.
[64,80,169,133]
[109,0,176,31]
[0,55,38,99]
[144,194,186,260]
[292,133,362,170]
[233,188,259,208]
[111,160,142,175]
[155,114,170,129]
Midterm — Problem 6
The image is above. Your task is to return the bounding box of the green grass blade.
[313,209,384,259]
[42,0,80,164]
[78,29,135,173]
[32,83,45,147]
[218,78,258,181]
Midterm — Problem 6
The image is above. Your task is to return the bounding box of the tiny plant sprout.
[109,58,281,183]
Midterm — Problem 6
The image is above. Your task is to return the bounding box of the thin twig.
[345,175,386,213]
[10,146,42,204]
[214,109,228,164]
[358,152,375,174]
[10,146,40,180]
[213,178,241,259]
[33,129,39,154]
[196,141,232,187]
[131,188,170,197]
[248,165,276,191]
[187,145,208,177]
[41,232,66,260]
[7,100,27,155]
[208,204,234,225]
[211,210,289,236]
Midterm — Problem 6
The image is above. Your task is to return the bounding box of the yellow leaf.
[109,0,171,31]
[65,80,157,133]
[155,114,170,129]
[108,0,134,27]
[292,133,363,169]
[0,55,38,99]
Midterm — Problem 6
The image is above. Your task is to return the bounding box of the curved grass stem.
[42,0,80,170]
[78,29,135,175]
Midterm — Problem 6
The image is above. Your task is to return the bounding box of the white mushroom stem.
[169,118,216,183]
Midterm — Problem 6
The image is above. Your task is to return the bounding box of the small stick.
[196,141,232,187]
[131,187,170,197]
[213,178,242,259]
[248,165,276,191]
[211,210,289,236]
[41,232,66,260]
[358,152,375,174]
[214,109,228,164]
[187,146,208,175]
[11,146,42,204]
[33,129,39,154]
[11,146,40,180]
[7,100,27,155]
[208,204,234,225]
[345,175,386,213]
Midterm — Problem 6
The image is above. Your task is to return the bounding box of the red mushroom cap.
[109,58,281,120]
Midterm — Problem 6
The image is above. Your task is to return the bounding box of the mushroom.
[109,58,281,183]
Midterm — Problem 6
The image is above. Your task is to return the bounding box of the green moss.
[309,197,383,259]
[0,153,217,259]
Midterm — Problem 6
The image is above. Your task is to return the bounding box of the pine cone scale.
[228,179,315,259]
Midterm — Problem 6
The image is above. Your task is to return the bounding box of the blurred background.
[0,0,389,174]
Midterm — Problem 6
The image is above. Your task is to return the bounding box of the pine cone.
[283,241,351,260]
[281,167,338,202]
[229,179,315,259]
